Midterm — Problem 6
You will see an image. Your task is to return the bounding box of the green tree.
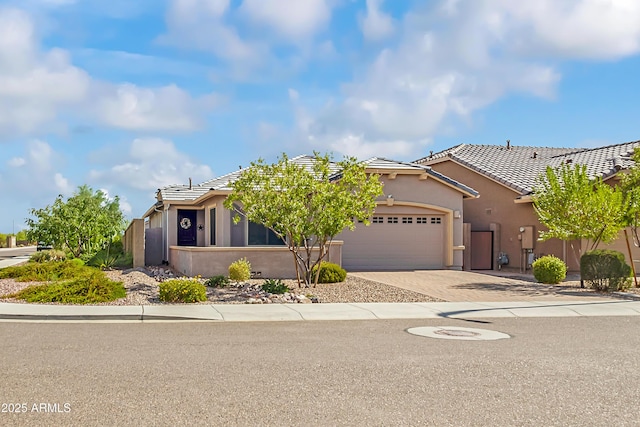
[621,148,640,247]
[26,185,127,258]
[224,153,384,287]
[532,163,626,264]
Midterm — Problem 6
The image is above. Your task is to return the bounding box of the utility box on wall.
[520,226,535,250]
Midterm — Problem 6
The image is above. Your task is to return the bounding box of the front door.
[177,210,197,246]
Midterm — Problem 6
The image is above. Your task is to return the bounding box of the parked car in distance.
[37,242,53,251]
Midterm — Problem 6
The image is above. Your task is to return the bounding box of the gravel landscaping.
[0,266,442,305]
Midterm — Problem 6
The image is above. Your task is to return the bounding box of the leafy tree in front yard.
[26,185,127,258]
[532,163,626,265]
[621,147,640,247]
[224,153,383,287]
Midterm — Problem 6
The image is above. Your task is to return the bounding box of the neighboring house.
[139,155,478,278]
[416,140,640,271]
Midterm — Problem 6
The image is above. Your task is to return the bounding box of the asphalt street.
[0,247,35,261]
[1,317,640,426]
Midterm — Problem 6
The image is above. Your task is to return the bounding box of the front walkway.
[349,270,635,302]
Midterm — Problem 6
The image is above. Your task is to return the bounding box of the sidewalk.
[0,255,31,269]
[2,300,640,322]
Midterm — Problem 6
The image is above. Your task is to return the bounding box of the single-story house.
[136,155,478,278]
[415,140,640,272]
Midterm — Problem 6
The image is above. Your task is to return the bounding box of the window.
[372,216,384,224]
[402,217,413,224]
[416,217,428,224]
[431,217,442,224]
[248,222,285,246]
[209,208,216,245]
[387,217,398,224]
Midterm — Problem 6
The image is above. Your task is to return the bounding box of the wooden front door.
[177,210,197,246]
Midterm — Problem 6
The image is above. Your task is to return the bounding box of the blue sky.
[1,0,640,233]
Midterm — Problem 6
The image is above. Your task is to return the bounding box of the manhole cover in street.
[407,326,510,341]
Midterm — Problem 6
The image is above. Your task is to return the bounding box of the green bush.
[581,249,632,292]
[159,279,207,303]
[86,247,133,270]
[0,259,88,282]
[261,279,290,294]
[532,255,567,284]
[311,262,347,284]
[228,257,251,282]
[6,271,125,304]
[29,249,66,263]
[205,275,230,288]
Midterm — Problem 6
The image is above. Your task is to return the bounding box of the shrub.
[581,249,632,292]
[7,271,125,304]
[205,275,230,288]
[29,249,66,263]
[261,279,290,294]
[159,278,207,303]
[228,257,251,282]
[532,255,567,284]
[0,259,88,282]
[311,261,347,284]
[86,247,133,270]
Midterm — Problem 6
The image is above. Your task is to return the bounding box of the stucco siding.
[430,161,581,271]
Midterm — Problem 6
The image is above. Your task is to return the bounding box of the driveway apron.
[349,270,617,302]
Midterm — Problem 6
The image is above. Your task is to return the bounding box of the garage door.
[342,215,444,271]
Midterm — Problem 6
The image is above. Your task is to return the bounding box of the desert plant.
[205,275,230,288]
[532,255,567,284]
[261,279,290,294]
[310,262,347,284]
[159,278,207,303]
[6,271,125,304]
[29,249,66,263]
[581,249,632,292]
[86,245,132,270]
[0,259,90,282]
[228,257,251,283]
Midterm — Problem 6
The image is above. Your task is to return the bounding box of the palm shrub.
[261,279,290,294]
[310,262,347,284]
[229,257,251,282]
[581,249,632,292]
[158,278,207,303]
[205,275,230,288]
[532,255,567,284]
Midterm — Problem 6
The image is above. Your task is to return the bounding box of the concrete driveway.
[349,270,627,302]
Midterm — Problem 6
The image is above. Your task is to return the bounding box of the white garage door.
[342,215,444,271]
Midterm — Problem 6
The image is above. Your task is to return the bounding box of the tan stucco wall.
[429,161,581,271]
[170,242,343,278]
[123,219,145,268]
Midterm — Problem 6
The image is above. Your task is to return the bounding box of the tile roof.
[359,157,478,197]
[155,155,479,204]
[157,155,339,201]
[415,140,640,195]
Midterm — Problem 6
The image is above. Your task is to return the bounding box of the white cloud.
[8,157,26,167]
[0,7,216,138]
[93,83,218,132]
[240,0,333,41]
[0,140,73,202]
[359,0,395,41]
[290,0,640,160]
[0,7,91,136]
[89,138,214,192]
[160,0,259,62]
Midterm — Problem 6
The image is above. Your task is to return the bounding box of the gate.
[470,231,493,270]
